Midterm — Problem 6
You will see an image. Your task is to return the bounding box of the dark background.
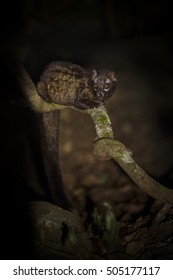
[0,0,173,259]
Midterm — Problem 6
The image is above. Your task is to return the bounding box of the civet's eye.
[93,84,98,91]
[104,82,110,91]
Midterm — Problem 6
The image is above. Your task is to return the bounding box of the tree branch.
[87,107,173,205]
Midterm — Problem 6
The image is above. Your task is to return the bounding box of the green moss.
[96,114,109,124]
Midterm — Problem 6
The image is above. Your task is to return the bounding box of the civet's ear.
[91,69,98,80]
[108,71,118,82]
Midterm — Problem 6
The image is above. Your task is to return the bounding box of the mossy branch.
[87,106,173,205]
[17,64,173,205]
[87,105,114,140]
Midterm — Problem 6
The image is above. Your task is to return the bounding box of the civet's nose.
[96,90,104,99]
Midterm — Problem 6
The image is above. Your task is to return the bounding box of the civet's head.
[91,69,118,101]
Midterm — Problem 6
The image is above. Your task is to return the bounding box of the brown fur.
[37,61,118,109]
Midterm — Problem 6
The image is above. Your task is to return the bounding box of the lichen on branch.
[86,105,173,205]
[87,105,114,140]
